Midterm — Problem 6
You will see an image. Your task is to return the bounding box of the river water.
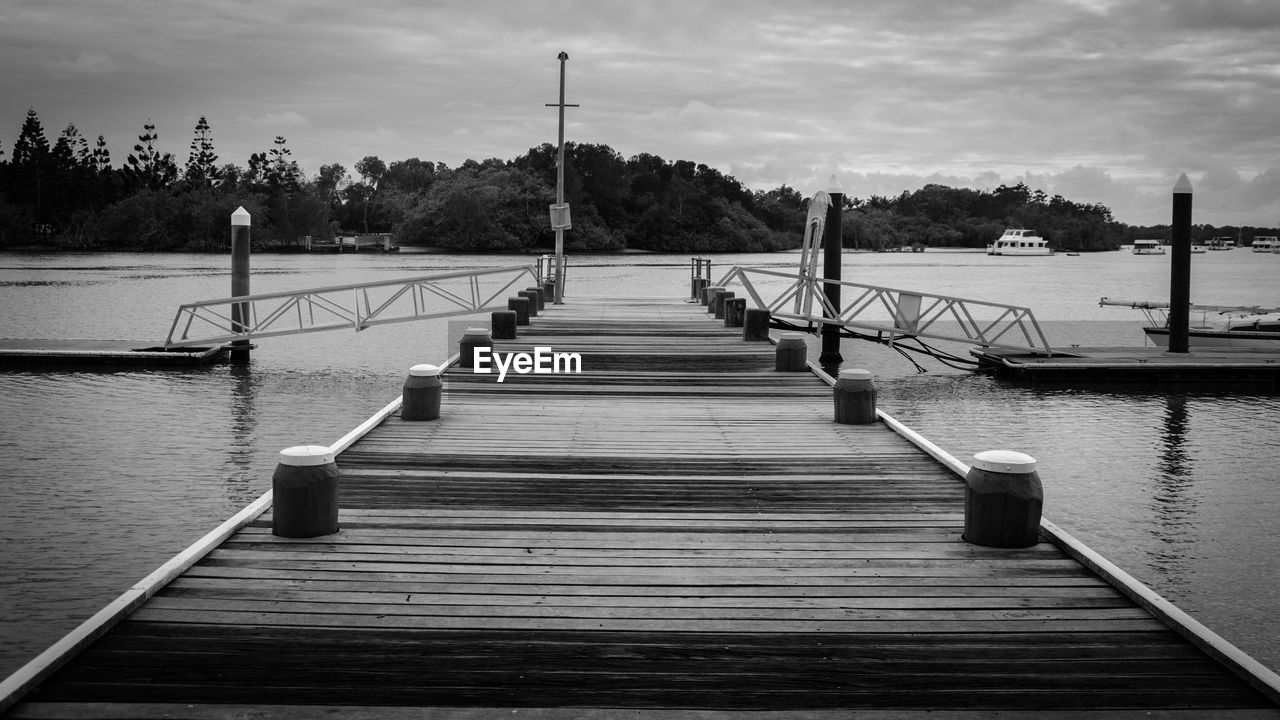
[1,248,1277,680]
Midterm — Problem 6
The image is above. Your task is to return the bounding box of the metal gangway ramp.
[163,265,540,348]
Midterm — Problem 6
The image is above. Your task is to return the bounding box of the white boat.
[1252,236,1279,253]
[1100,297,1280,349]
[1191,245,1207,254]
[1132,239,1165,255]
[986,229,1053,256]
[1206,236,1236,251]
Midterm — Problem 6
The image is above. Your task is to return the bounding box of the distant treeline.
[2,108,1274,252]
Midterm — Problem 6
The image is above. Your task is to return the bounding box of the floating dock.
[3,297,1279,717]
[972,345,1280,388]
[0,339,229,367]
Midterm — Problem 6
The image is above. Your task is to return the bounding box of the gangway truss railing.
[715,265,1054,355]
[164,264,539,348]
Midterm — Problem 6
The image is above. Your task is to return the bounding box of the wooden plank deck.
[6,296,1280,718]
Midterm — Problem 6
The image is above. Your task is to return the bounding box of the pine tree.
[123,119,178,193]
[10,108,52,216]
[184,115,220,187]
[91,135,112,174]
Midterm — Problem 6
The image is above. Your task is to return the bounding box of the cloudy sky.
[3,0,1279,226]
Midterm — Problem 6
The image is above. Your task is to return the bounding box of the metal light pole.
[546,51,578,304]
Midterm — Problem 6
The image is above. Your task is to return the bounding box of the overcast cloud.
[3,0,1278,226]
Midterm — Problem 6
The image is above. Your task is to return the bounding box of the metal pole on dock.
[546,51,578,305]
[819,176,844,367]
[1168,174,1193,354]
[230,206,251,364]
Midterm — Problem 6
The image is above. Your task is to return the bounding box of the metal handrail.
[714,265,1054,355]
[164,265,538,348]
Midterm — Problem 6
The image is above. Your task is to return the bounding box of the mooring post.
[743,308,771,341]
[272,445,340,538]
[491,310,517,340]
[833,368,876,424]
[459,327,493,369]
[508,296,531,325]
[1169,174,1193,354]
[401,364,442,421]
[963,450,1043,548]
[819,177,844,368]
[712,290,734,319]
[775,333,807,371]
[724,297,747,328]
[230,206,251,364]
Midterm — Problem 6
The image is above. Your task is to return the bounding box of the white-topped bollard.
[459,327,492,368]
[401,364,442,421]
[272,445,339,538]
[963,450,1043,548]
[833,368,876,424]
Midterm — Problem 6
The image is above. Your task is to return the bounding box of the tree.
[9,108,51,217]
[353,155,386,232]
[266,135,300,192]
[122,120,178,193]
[183,116,220,187]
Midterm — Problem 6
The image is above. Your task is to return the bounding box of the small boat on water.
[987,229,1053,256]
[1132,239,1165,255]
[1100,297,1280,349]
[1191,244,1207,254]
[1251,236,1280,253]
[1206,236,1236,251]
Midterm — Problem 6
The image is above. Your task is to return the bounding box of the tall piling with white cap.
[272,445,340,538]
[963,450,1043,548]
[1168,174,1193,354]
[230,206,251,364]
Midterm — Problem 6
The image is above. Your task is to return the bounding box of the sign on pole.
[549,203,572,230]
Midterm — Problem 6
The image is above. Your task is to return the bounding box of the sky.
[2,0,1279,227]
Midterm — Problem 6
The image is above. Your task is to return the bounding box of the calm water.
[1,248,1278,679]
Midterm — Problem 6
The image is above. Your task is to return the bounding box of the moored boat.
[1100,297,1280,349]
[1132,239,1165,255]
[986,228,1053,256]
[1251,236,1279,253]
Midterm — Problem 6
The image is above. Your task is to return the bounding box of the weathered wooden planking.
[10,295,1279,717]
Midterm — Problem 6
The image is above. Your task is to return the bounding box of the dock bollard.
[692,277,708,302]
[712,290,734,319]
[775,333,807,371]
[963,451,1043,548]
[491,310,517,340]
[401,364,442,421]
[272,445,339,538]
[525,287,546,311]
[542,281,555,301]
[518,290,540,317]
[508,296,531,325]
[743,308,771,341]
[459,327,493,369]
[724,297,747,327]
[833,369,877,424]
[702,285,724,306]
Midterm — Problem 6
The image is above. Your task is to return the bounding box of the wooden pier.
[4,296,1280,717]
[972,345,1280,389]
[0,339,228,367]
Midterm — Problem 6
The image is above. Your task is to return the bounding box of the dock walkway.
[6,297,1279,717]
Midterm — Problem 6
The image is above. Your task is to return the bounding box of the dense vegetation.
[1,108,1270,253]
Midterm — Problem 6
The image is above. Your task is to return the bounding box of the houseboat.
[1206,236,1236,250]
[1132,239,1165,255]
[1251,236,1279,253]
[986,229,1052,256]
